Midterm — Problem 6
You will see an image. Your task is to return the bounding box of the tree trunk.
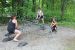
[16,0,24,18]
[1,0,6,7]
[1,0,6,17]
[61,0,65,20]
[32,0,36,12]
[12,0,17,15]
[61,0,68,20]
[51,0,54,10]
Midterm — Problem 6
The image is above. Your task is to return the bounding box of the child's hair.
[10,16,16,20]
[51,17,56,22]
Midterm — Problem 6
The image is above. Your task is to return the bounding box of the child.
[36,7,44,24]
[7,16,21,41]
[50,17,57,32]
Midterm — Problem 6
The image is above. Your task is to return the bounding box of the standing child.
[36,7,44,24]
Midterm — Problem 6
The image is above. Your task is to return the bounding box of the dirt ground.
[0,22,75,50]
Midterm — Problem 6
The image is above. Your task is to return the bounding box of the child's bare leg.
[42,18,44,24]
[13,29,21,41]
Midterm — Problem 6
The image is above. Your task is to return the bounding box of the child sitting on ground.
[7,16,21,41]
[50,17,57,32]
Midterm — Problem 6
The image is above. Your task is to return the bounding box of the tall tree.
[12,0,17,15]
[16,0,24,17]
[32,0,36,12]
[1,0,7,17]
[61,0,68,20]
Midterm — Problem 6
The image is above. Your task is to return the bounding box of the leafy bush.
[0,17,10,24]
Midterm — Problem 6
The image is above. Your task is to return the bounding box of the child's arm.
[50,22,53,27]
[36,13,38,19]
[15,20,19,29]
[55,21,57,26]
[12,19,19,29]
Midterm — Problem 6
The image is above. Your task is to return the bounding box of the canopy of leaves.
[0,0,75,23]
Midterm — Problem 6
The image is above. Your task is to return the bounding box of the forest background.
[0,0,75,28]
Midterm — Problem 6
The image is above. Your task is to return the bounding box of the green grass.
[58,21,75,29]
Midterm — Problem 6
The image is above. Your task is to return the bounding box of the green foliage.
[0,17,10,24]
[58,21,75,29]
[0,0,75,24]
